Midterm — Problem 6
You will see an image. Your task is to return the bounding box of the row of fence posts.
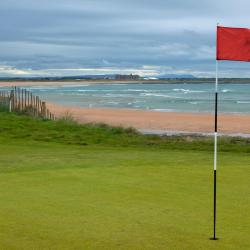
[0,90,10,110]
[0,87,56,120]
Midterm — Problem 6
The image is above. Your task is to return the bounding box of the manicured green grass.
[0,111,250,249]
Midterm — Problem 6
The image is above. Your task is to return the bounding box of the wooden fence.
[0,87,56,120]
[0,90,10,111]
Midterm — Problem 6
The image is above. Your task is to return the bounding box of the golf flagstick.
[211,58,219,240]
[211,23,250,241]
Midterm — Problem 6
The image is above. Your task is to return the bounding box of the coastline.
[0,80,190,87]
[1,78,250,88]
[0,80,158,87]
[2,81,250,136]
[47,103,250,135]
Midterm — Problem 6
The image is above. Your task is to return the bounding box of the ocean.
[2,82,250,114]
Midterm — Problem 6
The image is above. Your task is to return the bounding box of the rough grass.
[0,111,250,249]
[1,111,250,152]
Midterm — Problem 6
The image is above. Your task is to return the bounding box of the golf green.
[0,112,249,249]
[0,141,249,249]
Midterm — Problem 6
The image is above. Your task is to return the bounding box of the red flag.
[217,26,250,62]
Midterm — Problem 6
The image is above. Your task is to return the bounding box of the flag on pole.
[211,25,250,240]
[217,26,250,62]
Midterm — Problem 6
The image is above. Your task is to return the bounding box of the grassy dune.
[0,112,250,249]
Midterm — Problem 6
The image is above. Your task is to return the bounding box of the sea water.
[3,82,250,114]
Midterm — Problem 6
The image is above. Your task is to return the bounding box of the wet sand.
[47,103,250,135]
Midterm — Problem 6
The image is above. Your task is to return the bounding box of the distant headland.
[1,74,250,84]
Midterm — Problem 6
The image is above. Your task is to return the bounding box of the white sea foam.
[127,89,152,92]
[173,88,205,93]
[134,100,146,103]
[140,93,181,98]
[33,89,48,92]
[127,89,143,92]
[107,101,119,105]
[153,108,175,112]
[62,84,90,87]
[28,86,58,90]
[221,89,231,93]
[105,93,134,97]
[237,101,250,104]
[71,93,87,96]
[77,89,115,92]
[77,89,96,92]
[173,88,188,92]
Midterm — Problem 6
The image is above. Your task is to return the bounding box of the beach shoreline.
[47,103,250,135]
[2,81,250,135]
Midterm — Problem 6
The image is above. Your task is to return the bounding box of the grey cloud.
[1,0,250,77]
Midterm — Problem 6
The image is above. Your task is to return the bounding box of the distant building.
[115,74,140,80]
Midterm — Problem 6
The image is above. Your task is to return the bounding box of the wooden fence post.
[14,87,17,111]
[4,87,55,121]
[24,89,27,109]
[18,88,21,110]
[21,89,24,110]
[41,102,46,118]
[36,96,39,116]
[9,90,14,112]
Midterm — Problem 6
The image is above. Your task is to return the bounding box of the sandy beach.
[47,103,250,135]
[2,81,250,135]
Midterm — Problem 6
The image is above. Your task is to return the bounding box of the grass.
[1,111,250,152]
[0,111,250,249]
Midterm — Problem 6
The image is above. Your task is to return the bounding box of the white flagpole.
[210,23,220,241]
[211,58,219,240]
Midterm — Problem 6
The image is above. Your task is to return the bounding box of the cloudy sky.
[1,0,250,78]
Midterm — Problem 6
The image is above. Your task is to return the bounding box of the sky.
[1,0,250,78]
